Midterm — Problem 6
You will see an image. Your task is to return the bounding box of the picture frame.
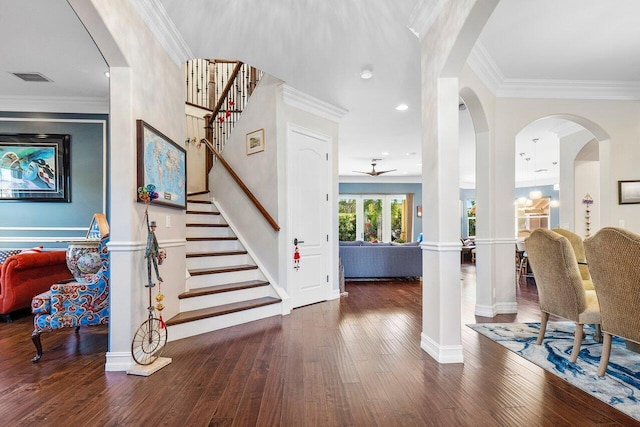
[0,133,70,202]
[618,180,640,205]
[246,128,265,155]
[136,120,187,210]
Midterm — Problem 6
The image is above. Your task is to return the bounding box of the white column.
[421,77,464,363]
[104,67,140,371]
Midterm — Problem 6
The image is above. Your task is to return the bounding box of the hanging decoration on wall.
[582,193,594,237]
[130,184,169,367]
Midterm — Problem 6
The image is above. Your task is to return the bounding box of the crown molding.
[466,41,503,93]
[281,84,348,122]
[0,95,109,114]
[496,79,640,100]
[408,0,450,40]
[128,0,193,66]
[468,41,640,100]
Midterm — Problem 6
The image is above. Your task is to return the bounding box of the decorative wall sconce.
[417,206,422,217]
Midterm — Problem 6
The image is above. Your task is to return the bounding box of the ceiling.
[2,0,639,187]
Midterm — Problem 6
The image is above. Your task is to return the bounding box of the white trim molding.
[408,0,450,40]
[421,333,464,364]
[107,241,147,252]
[157,239,186,248]
[474,237,517,246]
[0,96,109,114]
[468,41,640,100]
[280,84,348,122]
[129,0,194,66]
[420,240,462,252]
[105,351,134,372]
[495,302,518,314]
[475,304,497,318]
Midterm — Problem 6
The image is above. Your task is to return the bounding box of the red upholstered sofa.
[0,251,72,320]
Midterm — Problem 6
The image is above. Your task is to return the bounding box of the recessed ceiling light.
[360,68,373,79]
[104,71,110,78]
[381,152,389,156]
[416,163,422,167]
[395,104,408,111]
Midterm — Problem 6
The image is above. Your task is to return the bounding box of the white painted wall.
[558,130,594,230]
[185,104,208,194]
[574,140,600,237]
[210,75,280,283]
[70,0,186,371]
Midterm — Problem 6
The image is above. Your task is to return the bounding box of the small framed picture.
[618,180,640,204]
[246,129,265,155]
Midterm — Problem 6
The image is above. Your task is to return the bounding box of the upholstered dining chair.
[552,228,594,290]
[30,231,110,362]
[526,229,600,362]
[584,227,640,377]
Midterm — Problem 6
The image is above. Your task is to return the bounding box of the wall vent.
[11,72,53,82]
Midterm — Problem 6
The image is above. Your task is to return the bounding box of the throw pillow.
[0,249,21,264]
[20,245,44,254]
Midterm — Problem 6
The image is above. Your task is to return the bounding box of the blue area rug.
[468,322,640,421]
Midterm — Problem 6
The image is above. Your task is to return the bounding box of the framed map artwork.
[136,120,187,210]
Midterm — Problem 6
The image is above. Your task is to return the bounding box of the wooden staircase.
[166,193,282,341]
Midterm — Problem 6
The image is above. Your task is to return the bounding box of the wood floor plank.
[0,265,638,426]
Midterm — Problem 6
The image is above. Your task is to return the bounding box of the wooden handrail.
[206,62,244,129]
[200,138,280,232]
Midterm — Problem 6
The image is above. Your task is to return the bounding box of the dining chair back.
[526,229,600,362]
[584,227,640,376]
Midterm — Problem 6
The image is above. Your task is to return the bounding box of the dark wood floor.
[0,264,637,426]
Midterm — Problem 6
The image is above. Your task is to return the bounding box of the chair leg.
[536,312,549,345]
[593,324,602,343]
[597,333,612,377]
[31,330,44,363]
[570,323,584,362]
[75,326,80,333]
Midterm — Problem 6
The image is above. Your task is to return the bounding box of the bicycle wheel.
[131,317,167,365]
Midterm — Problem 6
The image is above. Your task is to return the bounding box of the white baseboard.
[105,351,134,372]
[420,333,464,364]
[496,302,518,314]
[475,304,497,318]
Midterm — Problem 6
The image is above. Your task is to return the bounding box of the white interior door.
[288,125,330,308]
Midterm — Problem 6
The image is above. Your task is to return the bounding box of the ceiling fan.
[353,159,396,176]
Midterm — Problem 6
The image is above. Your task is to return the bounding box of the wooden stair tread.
[186,223,228,227]
[187,236,237,241]
[166,296,281,326]
[187,191,209,197]
[187,250,247,258]
[187,200,212,205]
[178,280,270,299]
[186,210,221,215]
[189,264,258,275]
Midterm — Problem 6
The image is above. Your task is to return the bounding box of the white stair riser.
[186,213,225,225]
[186,226,234,238]
[188,269,262,287]
[187,202,214,211]
[179,286,275,312]
[186,239,241,252]
[168,303,282,342]
[187,254,251,270]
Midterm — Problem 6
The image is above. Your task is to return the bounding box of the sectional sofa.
[338,240,422,279]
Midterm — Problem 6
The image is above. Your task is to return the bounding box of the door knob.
[294,238,305,245]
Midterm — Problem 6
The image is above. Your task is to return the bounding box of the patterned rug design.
[468,322,640,421]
